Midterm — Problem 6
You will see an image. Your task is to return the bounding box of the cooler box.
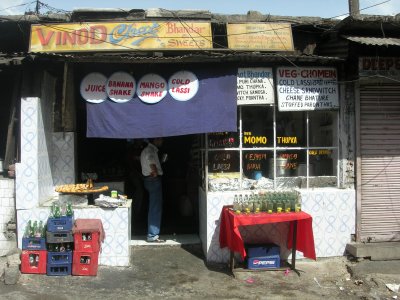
[246,244,280,269]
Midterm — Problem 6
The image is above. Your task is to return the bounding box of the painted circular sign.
[168,71,199,101]
[106,72,136,103]
[137,73,168,104]
[80,72,107,104]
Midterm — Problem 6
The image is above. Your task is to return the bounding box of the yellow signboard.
[227,23,294,51]
[29,22,212,52]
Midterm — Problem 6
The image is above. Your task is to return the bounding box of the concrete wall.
[0,178,16,256]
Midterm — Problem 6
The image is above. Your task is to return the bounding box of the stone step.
[346,242,400,260]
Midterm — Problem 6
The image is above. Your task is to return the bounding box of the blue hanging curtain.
[86,67,237,138]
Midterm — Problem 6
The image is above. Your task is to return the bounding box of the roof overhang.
[343,36,400,47]
[0,53,25,66]
[27,51,343,65]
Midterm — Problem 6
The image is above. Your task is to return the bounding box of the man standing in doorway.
[140,138,166,243]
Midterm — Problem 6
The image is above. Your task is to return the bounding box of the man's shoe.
[147,238,166,243]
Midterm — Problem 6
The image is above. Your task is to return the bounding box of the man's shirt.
[140,143,163,177]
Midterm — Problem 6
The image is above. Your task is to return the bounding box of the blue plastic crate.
[246,244,281,270]
[22,237,46,250]
[47,215,74,232]
[46,263,72,276]
[47,251,72,265]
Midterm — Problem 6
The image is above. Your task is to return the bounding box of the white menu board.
[137,73,168,104]
[80,72,107,104]
[106,71,136,103]
[168,70,199,101]
[237,68,274,105]
[277,67,339,111]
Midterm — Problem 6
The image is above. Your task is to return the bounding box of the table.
[219,206,316,273]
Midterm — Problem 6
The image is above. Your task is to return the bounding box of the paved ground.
[1,244,400,299]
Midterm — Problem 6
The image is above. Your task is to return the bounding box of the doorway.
[129,135,200,236]
[76,132,200,237]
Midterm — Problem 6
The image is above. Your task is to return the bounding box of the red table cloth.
[219,206,316,260]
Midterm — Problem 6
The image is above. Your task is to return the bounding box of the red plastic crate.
[21,250,47,274]
[73,231,100,252]
[72,251,99,276]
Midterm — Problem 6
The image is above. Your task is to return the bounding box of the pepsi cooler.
[246,244,280,269]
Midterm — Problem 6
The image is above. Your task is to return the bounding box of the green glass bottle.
[24,220,32,238]
[50,202,56,218]
[66,202,73,216]
[243,195,251,214]
[37,221,43,238]
[32,221,38,237]
[54,203,61,218]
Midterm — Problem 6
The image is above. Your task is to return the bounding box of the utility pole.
[349,0,360,16]
[35,0,40,14]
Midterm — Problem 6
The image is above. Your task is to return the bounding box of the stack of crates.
[20,235,47,274]
[46,214,74,276]
[72,219,102,276]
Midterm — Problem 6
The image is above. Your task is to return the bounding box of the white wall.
[0,178,16,256]
[16,96,54,209]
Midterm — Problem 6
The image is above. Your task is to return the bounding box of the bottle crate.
[72,251,99,276]
[46,231,74,243]
[46,263,72,276]
[47,242,73,252]
[47,251,72,265]
[47,215,74,232]
[22,237,46,250]
[21,250,47,274]
[73,231,100,252]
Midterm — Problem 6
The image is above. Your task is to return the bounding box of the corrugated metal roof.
[0,53,25,66]
[29,51,342,64]
[344,36,400,46]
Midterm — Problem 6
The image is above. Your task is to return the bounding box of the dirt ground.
[1,245,399,300]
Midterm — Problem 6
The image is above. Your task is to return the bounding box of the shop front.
[318,14,400,251]
[357,56,400,242]
[200,66,355,262]
[12,13,356,266]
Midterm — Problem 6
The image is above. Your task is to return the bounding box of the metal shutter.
[359,83,400,242]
